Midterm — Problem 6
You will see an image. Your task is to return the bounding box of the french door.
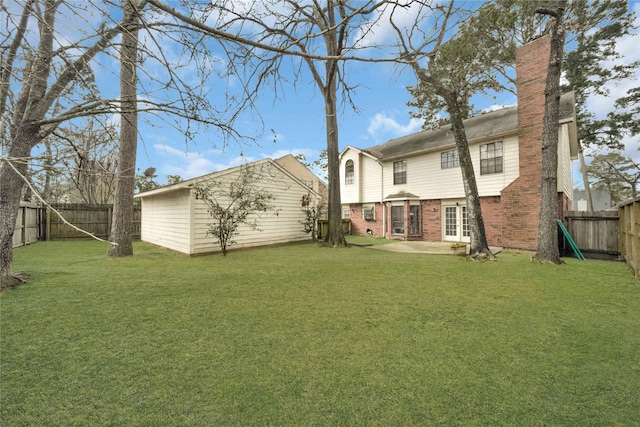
[443,204,470,243]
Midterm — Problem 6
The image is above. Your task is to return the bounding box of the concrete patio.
[357,240,503,255]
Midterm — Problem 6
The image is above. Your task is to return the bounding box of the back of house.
[339,36,578,251]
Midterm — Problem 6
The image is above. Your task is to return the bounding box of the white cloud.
[261,148,316,160]
[366,112,424,142]
[483,103,516,113]
[153,143,232,179]
[352,1,427,51]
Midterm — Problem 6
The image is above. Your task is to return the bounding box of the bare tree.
[191,163,275,256]
[0,0,255,285]
[147,0,399,248]
[41,120,119,204]
[108,0,140,258]
[0,0,134,286]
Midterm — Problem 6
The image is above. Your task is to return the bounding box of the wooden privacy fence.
[563,210,619,260]
[12,202,46,248]
[618,197,640,278]
[12,203,141,247]
[47,203,141,240]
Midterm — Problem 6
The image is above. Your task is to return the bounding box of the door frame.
[442,200,470,243]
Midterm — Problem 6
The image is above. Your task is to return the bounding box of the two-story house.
[339,36,578,250]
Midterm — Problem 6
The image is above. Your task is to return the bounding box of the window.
[480,141,503,175]
[462,206,470,238]
[393,160,407,185]
[391,206,404,234]
[445,206,457,237]
[363,206,375,220]
[409,205,421,236]
[342,208,350,219]
[345,160,354,185]
[441,150,459,169]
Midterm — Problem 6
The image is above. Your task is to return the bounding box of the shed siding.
[192,165,312,254]
[140,189,191,253]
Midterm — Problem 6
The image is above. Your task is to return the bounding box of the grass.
[1,241,639,426]
[345,235,395,246]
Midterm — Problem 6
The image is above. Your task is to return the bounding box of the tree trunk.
[533,0,567,264]
[323,75,347,247]
[108,0,139,257]
[0,125,39,288]
[443,92,494,259]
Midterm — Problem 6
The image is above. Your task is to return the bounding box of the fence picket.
[13,203,141,247]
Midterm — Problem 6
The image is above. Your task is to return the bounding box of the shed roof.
[135,157,321,199]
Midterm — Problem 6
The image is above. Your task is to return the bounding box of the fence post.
[46,206,51,241]
[107,205,113,240]
[39,206,46,241]
[21,204,26,246]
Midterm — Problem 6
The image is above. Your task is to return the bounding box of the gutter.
[378,160,385,236]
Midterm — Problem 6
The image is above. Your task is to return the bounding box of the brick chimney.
[500,35,551,250]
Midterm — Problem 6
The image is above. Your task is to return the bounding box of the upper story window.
[441,149,459,169]
[393,160,407,185]
[345,160,354,185]
[480,141,503,175]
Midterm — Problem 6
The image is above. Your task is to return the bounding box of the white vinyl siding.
[139,159,319,255]
[381,135,519,199]
[140,189,191,254]
[340,149,360,203]
[339,148,382,204]
[360,155,382,203]
[557,123,573,198]
[192,164,311,255]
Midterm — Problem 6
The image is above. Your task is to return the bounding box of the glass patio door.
[443,205,470,243]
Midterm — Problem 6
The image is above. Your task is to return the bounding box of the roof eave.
[379,129,518,162]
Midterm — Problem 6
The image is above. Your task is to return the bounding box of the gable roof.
[361,91,576,161]
[135,157,321,199]
[274,153,328,190]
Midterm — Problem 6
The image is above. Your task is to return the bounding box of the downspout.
[378,160,385,237]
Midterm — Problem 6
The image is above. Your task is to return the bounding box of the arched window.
[345,160,354,185]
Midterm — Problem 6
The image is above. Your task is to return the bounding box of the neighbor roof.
[362,91,576,161]
[134,157,321,199]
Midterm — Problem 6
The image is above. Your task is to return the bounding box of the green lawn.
[2,241,639,426]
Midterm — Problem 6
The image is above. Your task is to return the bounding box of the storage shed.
[135,158,321,255]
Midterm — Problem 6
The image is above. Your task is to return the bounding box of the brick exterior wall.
[348,204,384,237]
[500,35,551,250]
[421,200,442,241]
[479,196,504,247]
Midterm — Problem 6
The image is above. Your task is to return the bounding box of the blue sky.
[134,1,639,189]
[5,0,637,188]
